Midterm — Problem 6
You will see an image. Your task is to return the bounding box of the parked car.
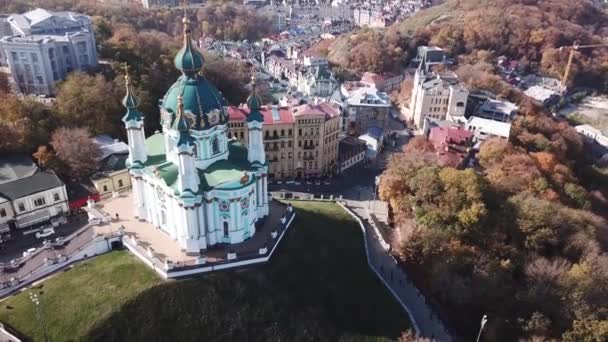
[22,247,37,257]
[35,227,55,239]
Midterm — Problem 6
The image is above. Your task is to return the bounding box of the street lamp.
[476,314,488,342]
[29,292,50,342]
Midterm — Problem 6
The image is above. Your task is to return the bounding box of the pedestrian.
[115,213,119,221]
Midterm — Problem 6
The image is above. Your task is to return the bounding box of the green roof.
[144,133,167,167]
[145,137,257,194]
[162,74,227,130]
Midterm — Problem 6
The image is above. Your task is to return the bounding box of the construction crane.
[560,42,608,91]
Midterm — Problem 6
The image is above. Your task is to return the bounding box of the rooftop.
[466,116,512,138]
[93,135,129,161]
[0,155,64,200]
[346,86,390,107]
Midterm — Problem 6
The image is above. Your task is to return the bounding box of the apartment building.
[406,61,469,129]
[343,85,391,136]
[227,102,341,180]
[0,8,98,95]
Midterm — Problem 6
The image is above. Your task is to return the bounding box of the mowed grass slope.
[0,251,162,341]
[1,201,409,341]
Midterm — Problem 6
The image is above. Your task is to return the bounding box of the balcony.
[303,145,315,150]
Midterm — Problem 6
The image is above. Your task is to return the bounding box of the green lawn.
[0,251,162,341]
[0,201,409,341]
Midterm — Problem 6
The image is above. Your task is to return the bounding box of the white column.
[206,200,216,246]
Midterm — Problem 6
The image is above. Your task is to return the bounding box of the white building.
[406,61,469,129]
[476,98,518,122]
[123,19,269,255]
[0,8,98,95]
[575,124,608,148]
[465,116,511,142]
[0,155,69,241]
[296,65,337,97]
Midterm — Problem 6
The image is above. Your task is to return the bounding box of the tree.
[0,96,55,154]
[563,320,608,342]
[50,127,101,180]
[54,73,123,137]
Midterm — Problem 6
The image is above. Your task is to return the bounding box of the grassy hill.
[0,201,409,341]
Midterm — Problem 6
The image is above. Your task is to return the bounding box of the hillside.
[327,0,608,91]
[0,202,409,341]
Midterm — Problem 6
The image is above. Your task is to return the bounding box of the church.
[121,15,269,255]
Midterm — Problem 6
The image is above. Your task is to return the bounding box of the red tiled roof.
[429,126,472,146]
[292,102,340,119]
[227,105,295,125]
[361,72,384,85]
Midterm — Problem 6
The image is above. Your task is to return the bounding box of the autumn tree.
[54,73,123,137]
[50,127,101,180]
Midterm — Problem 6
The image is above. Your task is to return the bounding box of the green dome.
[174,18,204,74]
[162,74,227,130]
[174,43,204,73]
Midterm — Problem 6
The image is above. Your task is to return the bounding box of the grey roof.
[0,155,64,200]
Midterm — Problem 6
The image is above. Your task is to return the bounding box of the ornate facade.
[123,17,269,254]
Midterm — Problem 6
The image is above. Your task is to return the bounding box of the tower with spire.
[122,9,269,254]
[121,64,148,221]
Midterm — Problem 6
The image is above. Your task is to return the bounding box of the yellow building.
[228,102,340,180]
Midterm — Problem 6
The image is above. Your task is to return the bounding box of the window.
[18,203,25,212]
[34,197,45,207]
[288,129,292,136]
[281,141,285,148]
[288,152,292,159]
[0,208,5,217]
[118,179,124,187]
[212,137,220,155]
[288,141,292,147]
[103,185,108,192]
[11,52,17,61]
[30,53,38,63]
[281,129,285,136]
[223,221,229,237]
[298,128,302,136]
[298,140,302,147]
[53,193,60,201]
[240,132,244,139]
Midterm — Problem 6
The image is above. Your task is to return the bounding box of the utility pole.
[476,314,488,342]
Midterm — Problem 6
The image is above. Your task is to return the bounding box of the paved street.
[0,213,89,263]
[345,200,453,342]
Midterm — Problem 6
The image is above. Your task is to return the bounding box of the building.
[413,46,446,66]
[353,8,387,28]
[465,116,511,142]
[90,135,132,198]
[343,85,391,135]
[360,72,404,93]
[0,8,98,95]
[476,98,518,122]
[0,155,69,240]
[227,101,341,180]
[296,64,338,97]
[122,19,269,254]
[358,126,384,160]
[337,136,366,174]
[407,61,469,129]
[428,126,472,168]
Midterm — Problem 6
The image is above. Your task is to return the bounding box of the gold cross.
[123,62,130,83]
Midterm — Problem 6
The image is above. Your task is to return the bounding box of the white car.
[35,227,55,239]
[22,248,37,257]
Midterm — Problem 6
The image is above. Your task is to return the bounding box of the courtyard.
[93,192,286,264]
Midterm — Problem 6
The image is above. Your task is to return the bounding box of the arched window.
[456,102,465,107]
[212,137,220,155]
[223,221,229,237]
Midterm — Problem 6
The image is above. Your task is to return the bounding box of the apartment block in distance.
[0,8,98,95]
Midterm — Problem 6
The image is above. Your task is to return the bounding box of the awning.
[16,209,51,228]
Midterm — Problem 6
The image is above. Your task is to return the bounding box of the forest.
[380,99,608,340]
[327,0,608,92]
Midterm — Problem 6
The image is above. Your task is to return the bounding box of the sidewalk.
[343,199,453,342]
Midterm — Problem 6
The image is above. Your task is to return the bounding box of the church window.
[240,132,244,139]
[223,221,229,237]
[219,201,230,212]
[212,137,220,155]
